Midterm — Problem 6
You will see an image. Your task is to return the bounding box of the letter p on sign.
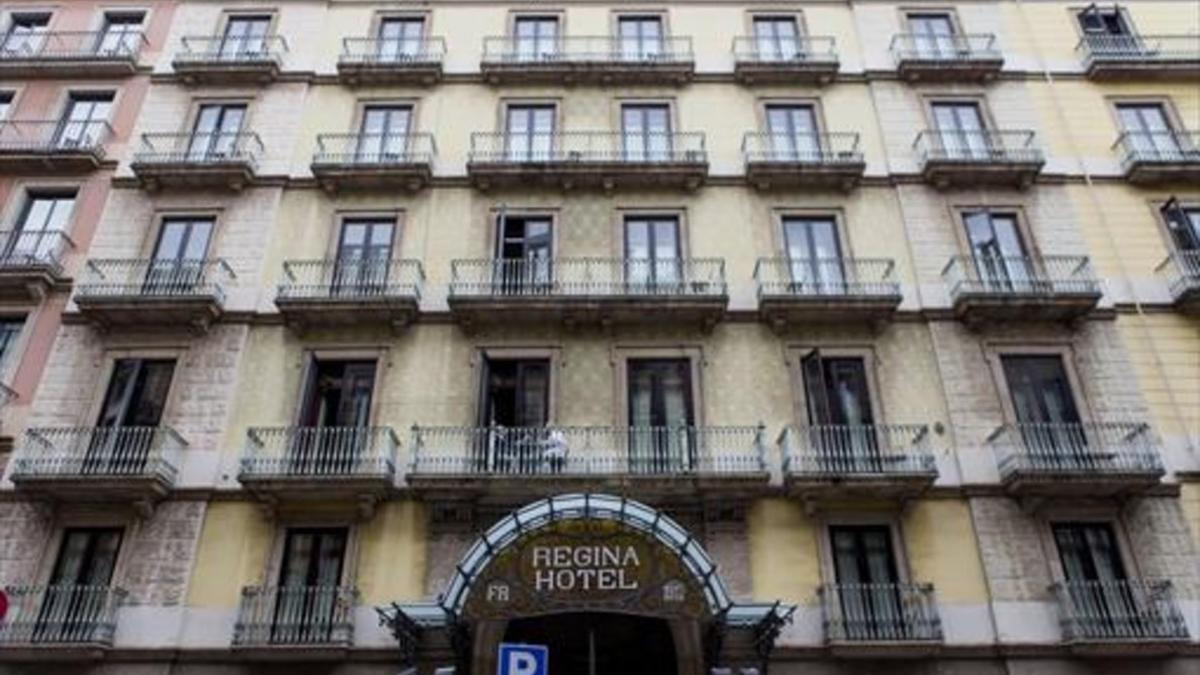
[498,643,548,675]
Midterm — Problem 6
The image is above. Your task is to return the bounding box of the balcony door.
[333,219,394,295]
[376,17,424,60]
[513,16,559,61]
[1162,201,1200,253]
[1001,355,1086,460]
[783,216,843,292]
[219,15,271,58]
[504,105,554,162]
[931,102,989,160]
[145,217,213,295]
[1077,5,1142,53]
[0,318,23,374]
[830,526,903,640]
[766,105,820,161]
[622,104,672,162]
[55,93,113,149]
[90,358,175,474]
[355,105,411,162]
[753,17,801,61]
[618,16,664,60]
[274,528,347,644]
[625,216,680,290]
[292,359,376,474]
[1116,104,1182,159]
[907,14,957,59]
[36,528,123,643]
[478,358,550,473]
[0,14,50,55]
[802,352,877,465]
[1053,523,1143,635]
[7,191,75,262]
[963,211,1031,291]
[495,215,552,295]
[627,359,694,473]
[186,103,246,161]
[95,13,144,55]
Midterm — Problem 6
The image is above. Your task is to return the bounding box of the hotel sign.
[463,518,708,620]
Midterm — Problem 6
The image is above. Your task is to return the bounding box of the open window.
[474,356,551,474]
[288,358,377,473]
[493,213,552,295]
[1160,198,1200,252]
[1078,4,1129,36]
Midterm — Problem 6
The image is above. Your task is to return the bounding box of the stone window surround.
[980,341,1097,428]
[783,344,889,430]
[610,344,706,429]
[30,507,140,591]
[609,96,680,139]
[214,8,280,40]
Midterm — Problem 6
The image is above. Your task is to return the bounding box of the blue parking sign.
[497,643,548,675]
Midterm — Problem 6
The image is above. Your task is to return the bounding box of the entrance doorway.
[503,612,678,675]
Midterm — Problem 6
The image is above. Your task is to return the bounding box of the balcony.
[9,426,183,512]
[467,132,708,191]
[890,33,1003,82]
[754,258,901,328]
[1052,579,1189,654]
[337,37,445,85]
[233,585,356,656]
[0,120,112,173]
[1115,131,1200,185]
[915,130,1044,188]
[1158,251,1200,313]
[819,582,943,657]
[275,259,423,333]
[742,132,865,190]
[780,425,938,502]
[408,425,769,501]
[171,36,287,84]
[130,132,263,191]
[239,427,398,515]
[732,36,839,84]
[942,255,1102,324]
[0,31,146,77]
[0,584,125,651]
[310,133,435,192]
[989,422,1165,498]
[1077,35,1200,80]
[74,258,233,333]
[447,257,727,330]
[0,230,74,302]
[480,36,694,85]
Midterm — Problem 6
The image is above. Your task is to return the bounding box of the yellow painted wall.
[356,500,429,604]
[185,501,273,608]
[747,499,820,604]
[903,499,989,603]
[1117,315,1200,439]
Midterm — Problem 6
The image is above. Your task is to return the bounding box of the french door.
[627,359,694,474]
[1001,355,1087,462]
[477,358,550,473]
[907,14,957,59]
[376,18,424,60]
[36,528,123,643]
[355,106,411,161]
[274,528,347,644]
[219,16,271,58]
[625,217,681,290]
[504,106,554,161]
[89,359,175,474]
[783,217,843,292]
[963,211,1032,291]
[802,353,878,467]
[293,360,376,474]
[618,16,664,60]
[333,219,395,296]
[766,105,820,161]
[144,217,213,295]
[494,215,552,295]
[513,17,559,61]
[931,102,989,160]
[186,104,246,161]
[1054,523,1144,636]
[9,192,75,261]
[753,17,800,60]
[622,105,672,162]
[830,526,905,640]
[1117,104,1184,160]
[55,94,113,148]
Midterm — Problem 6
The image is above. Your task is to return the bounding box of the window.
[89,358,176,473]
[494,214,552,293]
[1077,4,1129,35]
[274,528,348,643]
[907,13,957,58]
[627,359,694,472]
[186,103,246,160]
[963,211,1030,289]
[1001,354,1088,458]
[513,16,559,61]
[8,191,76,261]
[376,17,424,60]
[1052,522,1145,634]
[617,16,664,60]
[0,317,24,372]
[0,91,12,120]
[1116,103,1181,158]
[504,105,555,161]
[333,218,395,292]
[621,104,672,161]
[36,528,123,642]
[356,105,411,160]
[56,92,114,148]
[96,12,144,54]
[218,15,272,58]
[299,359,376,429]
[752,16,800,60]
[625,216,680,286]
[145,217,214,293]
[931,102,988,158]
[829,525,902,639]
[1,14,50,55]
[479,358,550,428]
[1161,200,1200,252]
[766,104,820,159]
[801,352,874,428]
[782,216,842,290]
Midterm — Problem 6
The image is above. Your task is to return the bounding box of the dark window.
[513,16,558,60]
[1161,200,1200,252]
[96,12,144,54]
[298,359,376,429]
[1,14,51,54]
[273,528,347,644]
[1054,523,1126,582]
[96,359,175,429]
[801,352,874,428]
[187,103,247,160]
[752,17,800,59]
[1077,4,1129,35]
[479,358,549,428]
[0,91,12,120]
[376,17,424,59]
[493,214,552,294]
[830,525,903,639]
[219,15,272,57]
[782,216,842,289]
[624,216,680,286]
[617,16,664,58]
[35,527,123,643]
[621,104,671,161]
[1002,355,1087,457]
[627,359,694,473]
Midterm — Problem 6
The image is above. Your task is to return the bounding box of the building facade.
[0,1,1198,674]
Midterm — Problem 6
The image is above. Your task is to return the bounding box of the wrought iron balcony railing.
[915,129,1043,165]
[0,584,125,646]
[890,33,1002,63]
[943,255,1102,299]
[482,35,693,64]
[312,133,435,167]
[1052,579,1188,643]
[0,120,112,155]
[340,37,446,65]
[277,259,423,303]
[0,30,146,62]
[450,258,726,298]
[819,582,943,642]
[174,35,288,65]
[133,132,264,168]
[241,426,398,480]
[732,36,838,65]
[755,258,899,299]
[409,425,766,477]
[1115,130,1200,167]
[77,258,233,302]
[1077,34,1200,67]
[233,585,357,647]
[11,426,185,483]
[781,424,936,477]
[742,132,863,165]
[1157,250,1200,303]
[468,131,707,164]
[990,421,1164,479]
[0,230,74,275]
